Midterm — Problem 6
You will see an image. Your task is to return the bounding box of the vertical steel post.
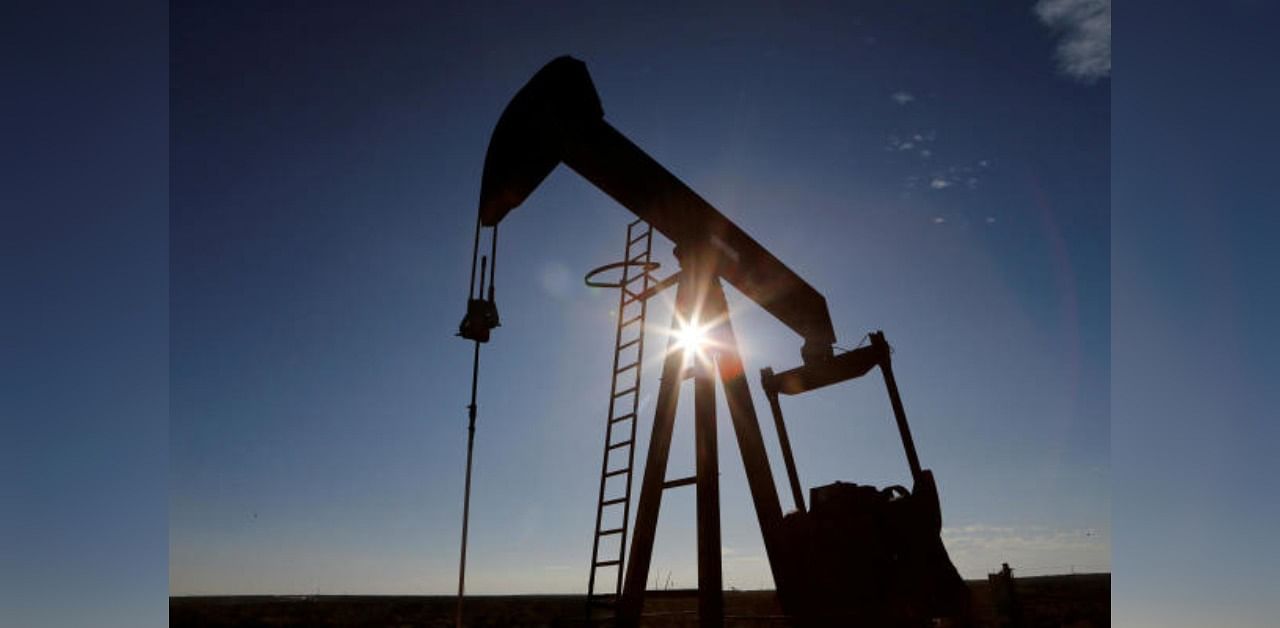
[455,341,479,628]
[456,256,487,628]
[761,368,806,514]
[694,349,724,628]
[871,331,923,483]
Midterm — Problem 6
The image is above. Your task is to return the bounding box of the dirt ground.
[171,573,1108,627]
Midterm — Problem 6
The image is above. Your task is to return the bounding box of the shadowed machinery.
[457,56,970,627]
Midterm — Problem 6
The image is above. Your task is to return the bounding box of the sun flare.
[673,319,709,357]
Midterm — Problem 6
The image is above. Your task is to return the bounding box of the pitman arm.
[475,56,837,365]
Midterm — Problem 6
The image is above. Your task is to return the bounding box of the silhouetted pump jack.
[457,56,970,628]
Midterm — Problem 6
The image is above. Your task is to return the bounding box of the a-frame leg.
[618,272,773,628]
[616,277,694,626]
[694,341,723,627]
[702,279,790,593]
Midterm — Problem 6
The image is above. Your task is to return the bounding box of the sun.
[673,319,709,358]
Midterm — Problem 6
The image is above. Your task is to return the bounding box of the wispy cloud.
[888,132,992,196]
[1034,0,1111,83]
[890,91,915,105]
[924,161,989,192]
[886,130,935,153]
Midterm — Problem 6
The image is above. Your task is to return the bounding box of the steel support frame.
[616,252,788,628]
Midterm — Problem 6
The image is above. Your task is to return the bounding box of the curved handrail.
[583,260,661,288]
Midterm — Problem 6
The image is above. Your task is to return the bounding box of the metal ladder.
[587,219,655,611]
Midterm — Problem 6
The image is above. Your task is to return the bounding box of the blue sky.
[2,3,167,626]
[168,1,1109,595]
[16,2,1280,627]
[1112,2,1280,625]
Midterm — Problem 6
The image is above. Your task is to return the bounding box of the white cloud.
[889,135,992,193]
[891,91,915,105]
[887,130,936,153]
[1034,0,1111,83]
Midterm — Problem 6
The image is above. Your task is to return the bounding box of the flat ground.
[171,573,1108,627]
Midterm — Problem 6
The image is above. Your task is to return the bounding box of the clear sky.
[2,4,168,626]
[168,1,1109,595]
[1112,2,1280,625]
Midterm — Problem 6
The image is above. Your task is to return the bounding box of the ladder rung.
[620,313,643,327]
[598,527,625,536]
[618,337,641,351]
[613,386,637,398]
[628,252,648,264]
[604,468,629,478]
[615,361,639,374]
[663,475,697,489]
[621,289,644,305]
[628,231,648,246]
[624,272,647,286]
[596,559,621,567]
[607,439,633,451]
[601,496,627,507]
[628,217,644,228]
[610,413,635,424]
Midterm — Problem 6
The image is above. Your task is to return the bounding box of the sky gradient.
[11,2,1280,627]
[1112,2,1280,624]
[169,1,1109,595]
[2,3,168,626]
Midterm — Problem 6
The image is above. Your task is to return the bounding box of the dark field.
[171,573,1107,627]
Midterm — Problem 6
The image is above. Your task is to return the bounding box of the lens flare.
[674,319,708,355]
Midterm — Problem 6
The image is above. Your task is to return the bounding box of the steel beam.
[761,368,806,514]
[871,331,924,483]
[694,337,724,628]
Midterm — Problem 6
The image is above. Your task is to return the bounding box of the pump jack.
[458,57,969,627]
